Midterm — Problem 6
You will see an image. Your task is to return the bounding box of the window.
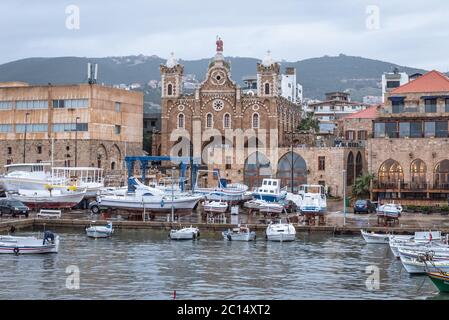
[16,100,48,110]
[7,147,11,155]
[114,125,121,134]
[264,83,270,95]
[346,130,355,140]
[374,122,385,138]
[16,124,48,133]
[252,113,259,128]
[111,162,116,170]
[6,159,12,165]
[385,122,397,138]
[399,122,410,138]
[425,99,437,113]
[167,84,173,96]
[53,99,88,109]
[223,113,231,128]
[115,102,121,112]
[392,100,404,114]
[37,146,42,154]
[52,123,88,132]
[358,130,367,140]
[318,156,325,171]
[150,120,156,127]
[0,124,12,133]
[410,122,422,138]
[436,121,448,137]
[206,113,213,128]
[424,122,435,137]
[446,99,449,113]
[225,156,232,170]
[387,81,400,88]
[178,113,184,128]
[0,101,12,110]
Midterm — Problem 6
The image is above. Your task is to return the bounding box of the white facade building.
[381,69,409,103]
[280,67,302,104]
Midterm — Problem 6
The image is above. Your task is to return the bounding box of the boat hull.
[361,230,390,244]
[428,273,449,292]
[266,233,296,242]
[169,228,199,240]
[222,231,256,241]
[9,192,85,209]
[0,236,59,254]
[98,195,202,212]
[400,257,449,274]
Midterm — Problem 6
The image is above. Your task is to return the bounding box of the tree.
[297,112,319,132]
[351,173,375,199]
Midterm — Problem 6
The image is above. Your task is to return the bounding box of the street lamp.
[23,112,30,163]
[75,116,80,167]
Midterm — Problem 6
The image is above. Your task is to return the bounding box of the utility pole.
[75,116,80,167]
[343,169,347,226]
[23,112,30,163]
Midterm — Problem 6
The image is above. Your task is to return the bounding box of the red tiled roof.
[390,70,449,94]
[344,105,379,119]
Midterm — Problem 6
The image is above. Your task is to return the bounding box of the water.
[0,229,447,300]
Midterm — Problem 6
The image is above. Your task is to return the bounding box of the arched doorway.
[411,159,427,188]
[347,152,355,186]
[435,160,449,189]
[96,144,108,169]
[355,152,363,178]
[244,151,272,189]
[276,152,307,192]
[378,159,404,188]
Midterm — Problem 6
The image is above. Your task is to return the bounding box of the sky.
[1,0,449,71]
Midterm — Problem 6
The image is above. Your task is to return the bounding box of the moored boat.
[400,256,449,274]
[0,232,59,254]
[169,226,200,240]
[361,230,390,244]
[222,225,256,241]
[427,271,449,293]
[265,219,296,242]
[85,221,114,238]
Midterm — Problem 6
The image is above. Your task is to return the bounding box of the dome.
[261,50,275,67]
[166,52,178,68]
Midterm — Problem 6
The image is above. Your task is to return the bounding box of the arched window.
[411,159,426,187]
[252,113,259,129]
[435,160,449,189]
[347,152,355,186]
[223,113,231,128]
[111,162,116,170]
[206,113,213,128]
[167,84,173,96]
[178,113,184,128]
[378,159,404,188]
[277,152,307,192]
[264,83,270,95]
[355,152,363,178]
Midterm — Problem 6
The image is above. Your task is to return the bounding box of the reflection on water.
[0,230,447,300]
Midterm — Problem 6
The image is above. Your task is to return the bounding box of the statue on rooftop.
[216,37,223,52]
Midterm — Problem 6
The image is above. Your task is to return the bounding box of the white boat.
[259,201,285,214]
[222,225,256,241]
[169,226,200,240]
[8,188,86,210]
[252,178,287,202]
[96,187,202,212]
[398,247,449,261]
[203,201,228,213]
[389,231,444,258]
[298,185,327,215]
[244,199,267,209]
[377,203,401,218]
[86,221,114,238]
[361,230,391,244]
[0,163,104,198]
[0,232,59,254]
[400,256,449,274]
[194,170,249,201]
[265,219,296,242]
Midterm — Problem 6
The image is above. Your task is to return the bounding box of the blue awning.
[421,95,449,100]
[388,96,405,102]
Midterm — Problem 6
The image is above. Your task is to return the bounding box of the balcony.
[372,181,449,192]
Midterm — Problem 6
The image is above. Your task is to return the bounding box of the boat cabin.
[257,179,282,195]
[4,163,51,174]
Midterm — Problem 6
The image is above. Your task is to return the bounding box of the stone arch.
[355,151,363,178]
[378,159,404,187]
[411,159,427,186]
[110,144,122,171]
[277,151,307,192]
[434,159,449,188]
[244,151,272,189]
[347,151,355,186]
[96,144,108,169]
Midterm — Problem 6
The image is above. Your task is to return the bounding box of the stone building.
[368,70,449,205]
[0,82,143,177]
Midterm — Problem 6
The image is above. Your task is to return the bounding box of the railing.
[373,181,449,191]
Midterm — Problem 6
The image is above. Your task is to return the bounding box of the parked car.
[0,199,30,217]
[353,199,376,214]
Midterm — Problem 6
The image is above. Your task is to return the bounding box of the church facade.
[159,40,302,189]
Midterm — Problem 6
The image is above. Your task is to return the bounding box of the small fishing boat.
[298,185,327,215]
[244,199,267,210]
[389,231,444,258]
[252,178,288,202]
[400,255,449,274]
[427,271,449,293]
[169,226,200,240]
[265,219,296,242]
[398,247,449,261]
[222,225,256,241]
[203,201,228,213]
[0,232,59,254]
[376,204,401,218]
[7,188,86,210]
[361,230,390,244]
[85,221,114,238]
[194,171,249,201]
[259,201,285,214]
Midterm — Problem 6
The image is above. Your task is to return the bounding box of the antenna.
[87,62,98,84]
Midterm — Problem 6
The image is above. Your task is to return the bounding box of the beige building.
[0,82,143,177]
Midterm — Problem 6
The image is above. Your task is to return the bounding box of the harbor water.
[0,229,447,300]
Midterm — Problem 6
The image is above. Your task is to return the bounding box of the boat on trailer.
[194,170,249,202]
[252,178,287,202]
[298,185,327,215]
[203,201,228,213]
[0,232,59,254]
[7,188,86,210]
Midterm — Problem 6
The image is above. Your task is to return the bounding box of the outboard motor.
[43,231,55,245]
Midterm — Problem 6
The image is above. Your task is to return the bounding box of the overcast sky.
[1,0,448,71]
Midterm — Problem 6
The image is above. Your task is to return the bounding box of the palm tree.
[351,173,375,199]
[297,112,319,133]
